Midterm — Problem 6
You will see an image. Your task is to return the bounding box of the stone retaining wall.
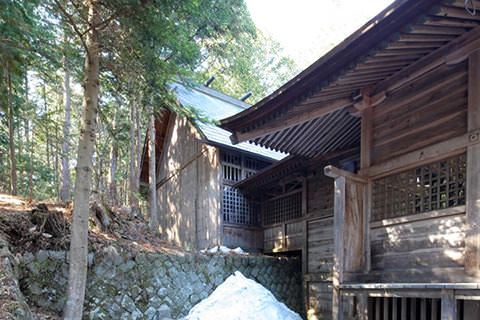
[19,247,303,319]
[0,234,34,319]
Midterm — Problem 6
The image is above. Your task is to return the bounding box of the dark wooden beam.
[397,33,456,42]
[374,25,480,94]
[407,24,468,35]
[423,15,480,28]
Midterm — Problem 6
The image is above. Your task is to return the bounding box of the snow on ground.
[200,245,249,255]
[184,271,302,320]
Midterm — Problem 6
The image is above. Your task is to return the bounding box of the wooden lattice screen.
[372,153,466,221]
[222,185,259,225]
[220,150,270,226]
[263,191,302,226]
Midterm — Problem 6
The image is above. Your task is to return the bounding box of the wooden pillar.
[360,105,373,171]
[361,103,373,273]
[301,177,309,314]
[332,176,346,320]
[384,297,390,320]
[392,297,398,320]
[401,298,407,320]
[466,50,480,273]
[420,298,427,320]
[357,293,369,320]
[325,166,368,320]
[432,299,439,320]
[441,290,456,320]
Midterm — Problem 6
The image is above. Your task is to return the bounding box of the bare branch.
[52,0,90,58]
[69,0,89,25]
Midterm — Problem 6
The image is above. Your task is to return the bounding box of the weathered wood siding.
[222,224,263,251]
[306,173,336,319]
[370,208,466,280]
[308,281,333,319]
[371,62,468,165]
[307,216,334,274]
[358,61,472,287]
[157,116,221,249]
[308,175,334,218]
[264,220,304,252]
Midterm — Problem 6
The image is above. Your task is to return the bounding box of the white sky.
[245,0,394,69]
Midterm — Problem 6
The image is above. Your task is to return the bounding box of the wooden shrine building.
[140,82,285,251]
[221,0,480,319]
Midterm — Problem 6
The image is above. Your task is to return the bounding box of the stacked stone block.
[18,247,303,319]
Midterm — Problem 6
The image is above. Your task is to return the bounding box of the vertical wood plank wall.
[334,52,479,320]
[157,116,222,249]
[366,60,471,282]
[262,162,351,319]
[371,62,468,165]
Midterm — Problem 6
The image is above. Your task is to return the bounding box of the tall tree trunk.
[43,82,51,169]
[55,115,60,199]
[108,108,118,205]
[28,121,33,203]
[7,61,17,196]
[24,74,32,201]
[129,97,138,208]
[23,73,29,196]
[124,179,128,205]
[63,1,100,318]
[60,51,72,202]
[148,103,158,233]
[135,104,142,197]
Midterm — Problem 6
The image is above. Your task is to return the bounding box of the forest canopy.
[0,0,298,201]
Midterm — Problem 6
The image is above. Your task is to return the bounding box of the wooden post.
[420,298,427,320]
[401,298,407,320]
[332,176,346,320]
[360,104,373,172]
[466,50,480,273]
[432,299,439,320]
[360,101,373,273]
[357,293,368,320]
[392,297,398,320]
[384,297,390,320]
[301,177,309,314]
[441,290,456,320]
[325,166,368,320]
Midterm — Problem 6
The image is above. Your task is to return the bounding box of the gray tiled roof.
[170,82,286,161]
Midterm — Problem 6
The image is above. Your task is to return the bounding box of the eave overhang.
[220,0,480,158]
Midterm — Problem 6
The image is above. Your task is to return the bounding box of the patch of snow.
[184,271,302,320]
[202,246,249,255]
[207,246,219,254]
[219,245,231,254]
[231,247,248,255]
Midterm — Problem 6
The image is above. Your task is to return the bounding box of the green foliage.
[197,29,299,103]
[0,0,296,203]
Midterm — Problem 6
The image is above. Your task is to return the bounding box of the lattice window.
[221,152,241,166]
[264,191,302,226]
[220,150,270,226]
[222,185,259,225]
[372,153,466,221]
[223,165,242,182]
[244,156,270,171]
